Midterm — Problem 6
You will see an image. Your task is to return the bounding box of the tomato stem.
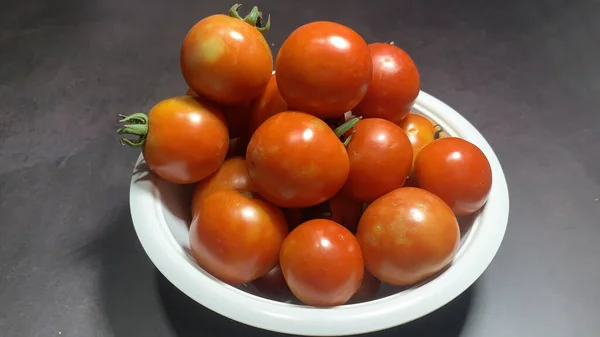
[117,113,149,147]
[433,124,444,140]
[343,131,356,146]
[334,116,362,139]
[228,4,271,35]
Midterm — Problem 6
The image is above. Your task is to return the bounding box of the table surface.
[1,0,599,336]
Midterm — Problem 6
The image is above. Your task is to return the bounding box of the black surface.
[1,0,599,336]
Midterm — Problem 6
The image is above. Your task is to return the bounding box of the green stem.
[117,113,149,147]
[343,131,356,146]
[433,124,444,140]
[334,116,362,138]
[228,3,271,35]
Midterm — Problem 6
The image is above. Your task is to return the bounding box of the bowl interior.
[154,105,480,304]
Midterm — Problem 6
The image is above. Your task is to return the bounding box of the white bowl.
[128,91,510,336]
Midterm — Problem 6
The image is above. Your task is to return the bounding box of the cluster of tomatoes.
[118,4,493,307]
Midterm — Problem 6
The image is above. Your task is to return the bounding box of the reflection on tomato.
[251,264,293,300]
[353,43,420,124]
[415,137,492,216]
[397,113,443,184]
[349,270,381,303]
[248,73,288,136]
[190,189,288,285]
[246,111,350,208]
[191,157,252,217]
[343,118,413,203]
[356,187,460,286]
[280,219,364,306]
[181,5,273,106]
[275,21,372,118]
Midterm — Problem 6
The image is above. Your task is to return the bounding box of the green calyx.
[117,113,149,147]
[228,3,271,35]
[334,116,362,146]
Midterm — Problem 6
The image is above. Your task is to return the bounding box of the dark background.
[1,0,599,336]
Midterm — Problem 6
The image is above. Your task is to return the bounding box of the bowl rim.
[129,90,510,336]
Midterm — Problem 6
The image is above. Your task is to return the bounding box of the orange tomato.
[248,73,288,136]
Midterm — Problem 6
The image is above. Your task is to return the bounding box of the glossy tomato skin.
[397,113,442,185]
[280,219,364,306]
[328,191,364,233]
[190,189,289,285]
[246,111,350,208]
[181,14,273,106]
[248,73,288,136]
[415,137,492,216]
[343,118,413,203]
[356,187,460,286]
[191,157,252,217]
[143,96,229,184]
[275,22,372,118]
[353,43,420,124]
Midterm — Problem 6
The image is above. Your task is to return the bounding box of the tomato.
[190,157,252,217]
[275,21,372,119]
[190,189,289,285]
[349,270,381,303]
[343,118,413,203]
[118,96,229,184]
[353,43,420,124]
[248,73,288,136]
[246,111,350,208]
[280,219,364,306]
[251,265,293,300]
[415,137,492,216]
[397,113,443,184]
[181,4,273,106]
[356,187,460,286]
[302,192,363,233]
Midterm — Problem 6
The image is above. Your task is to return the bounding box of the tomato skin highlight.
[356,187,460,286]
[190,189,289,285]
[191,157,253,217]
[280,219,364,306]
[181,14,273,106]
[275,21,372,119]
[246,111,350,208]
[248,73,288,136]
[415,137,492,216]
[141,96,229,184]
[353,43,420,124]
[343,118,413,203]
[397,113,441,184]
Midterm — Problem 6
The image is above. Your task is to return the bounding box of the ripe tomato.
[190,189,288,285]
[353,43,420,124]
[415,137,492,216]
[280,219,364,306]
[251,264,293,300]
[356,187,460,286]
[328,192,364,233]
[248,73,288,135]
[118,96,229,184]
[275,21,372,119]
[349,270,381,303]
[343,118,413,203]
[246,111,350,208]
[190,157,252,217]
[397,113,443,185]
[181,5,273,106]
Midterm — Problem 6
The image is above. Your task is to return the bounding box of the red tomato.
[353,43,420,124]
[180,5,273,106]
[415,137,492,216]
[349,270,381,303]
[327,192,364,233]
[246,111,350,208]
[248,73,288,136]
[118,96,229,184]
[356,187,460,286]
[190,157,252,217]
[343,118,413,203]
[397,113,443,185]
[190,189,289,285]
[222,102,252,139]
[275,21,372,119]
[280,219,364,306]
[251,265,293,300]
